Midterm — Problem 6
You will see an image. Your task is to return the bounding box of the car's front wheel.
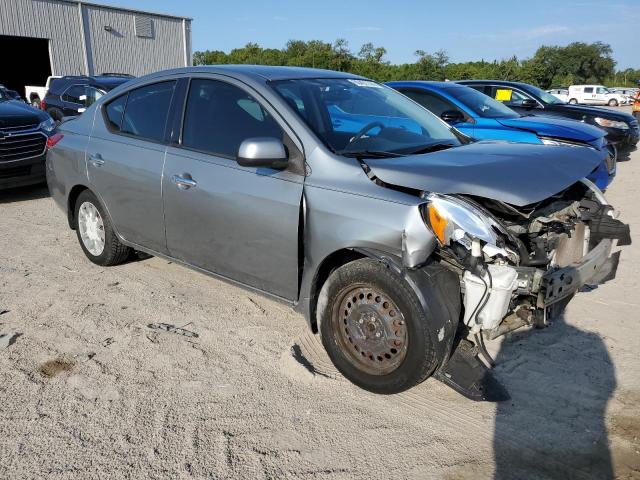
[319,258,439,394]
[568,98,578,104]
[74,190,131,266]
[608,99,618,107]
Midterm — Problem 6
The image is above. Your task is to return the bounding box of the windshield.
[0,89,8,101]
[525,84,565,105]
[444,86,519,119]
[270,78,460,156]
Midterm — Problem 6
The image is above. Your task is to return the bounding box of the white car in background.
[567,85,627,106]
[547,88,569,103]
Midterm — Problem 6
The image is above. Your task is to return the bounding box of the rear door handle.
[172,174,197,190]
[89,153,104,167]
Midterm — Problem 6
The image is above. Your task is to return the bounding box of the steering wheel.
[347,121,386,146]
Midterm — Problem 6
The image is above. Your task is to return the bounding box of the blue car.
[387,81,615,190]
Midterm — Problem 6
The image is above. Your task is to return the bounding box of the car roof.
[456,80,532,89]
[138,65,365,82]
[387,80,466,90]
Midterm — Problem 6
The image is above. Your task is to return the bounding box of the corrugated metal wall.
[0,0,87,75]
[0,0,191,76]
[85,4,189,76]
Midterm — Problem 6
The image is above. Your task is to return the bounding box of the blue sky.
[99,0,639,69]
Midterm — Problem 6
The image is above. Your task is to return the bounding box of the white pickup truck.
[25,76,61,108]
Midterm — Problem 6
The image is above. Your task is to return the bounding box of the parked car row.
[39,66,630,400]
[548,85,635,106]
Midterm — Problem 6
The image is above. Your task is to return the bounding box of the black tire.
[568,98,578,104]
[74,190,131,266]
[30,97,41,108]
[608,99,618,107]
[319,258,438,394]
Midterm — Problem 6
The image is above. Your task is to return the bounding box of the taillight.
[41,99,46,110]
[46,133,64,149]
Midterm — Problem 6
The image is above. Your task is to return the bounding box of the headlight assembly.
[539,137,589,148]
[594,117,629,130]
[424,194,498,248]
[424,194,518,263]
[39,117,56,133]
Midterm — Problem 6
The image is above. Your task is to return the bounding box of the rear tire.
[568,98,578,104]
[30,97,41,108]
[74,190,131,266]
[319,258,439,394]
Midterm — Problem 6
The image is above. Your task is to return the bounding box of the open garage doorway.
[0,35,52,102]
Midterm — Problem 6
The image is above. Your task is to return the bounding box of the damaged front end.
[421,179,630,401]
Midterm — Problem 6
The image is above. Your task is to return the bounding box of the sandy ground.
[1,121,639,479]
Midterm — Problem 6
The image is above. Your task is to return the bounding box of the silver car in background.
[46,66,629,400]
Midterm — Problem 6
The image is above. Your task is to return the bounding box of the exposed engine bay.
[427,180,631,341]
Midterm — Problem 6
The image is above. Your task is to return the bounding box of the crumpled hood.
[0,100,47,128]
[496,115,604,143]
[365,141,603,206]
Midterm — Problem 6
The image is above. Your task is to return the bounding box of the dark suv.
[42,74,133,122]
[458,80,640,154]
[0,87,57,189]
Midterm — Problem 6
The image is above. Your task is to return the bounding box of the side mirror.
[521,98,538,109]
[237,137,288,169]
[441,110,465,124]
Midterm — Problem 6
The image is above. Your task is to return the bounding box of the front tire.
[74,190,131,266]
[31,97,41,108]
[608,99,618,107]
[319,258,438,394]
[568,98,578,104]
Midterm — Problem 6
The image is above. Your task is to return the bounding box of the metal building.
[0,0,191,97]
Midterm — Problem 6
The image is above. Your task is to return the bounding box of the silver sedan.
[45,66,628,399]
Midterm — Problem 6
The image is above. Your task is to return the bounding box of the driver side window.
[495,88,530,107]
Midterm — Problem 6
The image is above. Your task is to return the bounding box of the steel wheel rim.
[332,284,408,376]
[78,201,105,256]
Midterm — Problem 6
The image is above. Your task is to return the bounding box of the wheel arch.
[308,247,462,369]
[67,184,90,229]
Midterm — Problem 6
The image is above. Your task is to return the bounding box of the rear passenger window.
[62,85,86,103]
[121,81,176,142]
[182,79,283,158]
[105,94,127,131]
[584,87,593,94]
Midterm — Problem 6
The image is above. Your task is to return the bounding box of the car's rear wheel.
[30,97,41,108]
[568,98,578,104]
[319,258,439,394]
[608,99,618,107]
[74,190,131,266]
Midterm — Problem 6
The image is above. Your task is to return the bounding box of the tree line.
[193,40,640,89]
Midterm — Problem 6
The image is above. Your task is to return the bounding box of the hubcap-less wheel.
[78,201,105,256]
[333,285,408,375]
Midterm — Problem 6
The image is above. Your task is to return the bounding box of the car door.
[86,80,177,254]
[582,87,595,104]
[162,77,304,301]
[399,88,475,137]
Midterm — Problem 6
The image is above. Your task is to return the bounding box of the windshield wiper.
[339,150,406,159]
[406,142,458,155]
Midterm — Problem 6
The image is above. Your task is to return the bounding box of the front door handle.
[172,174,197,190]
[89,153,104,167]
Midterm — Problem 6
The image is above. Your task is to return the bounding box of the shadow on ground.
[493,314,615,480]
[0,183,49,204]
